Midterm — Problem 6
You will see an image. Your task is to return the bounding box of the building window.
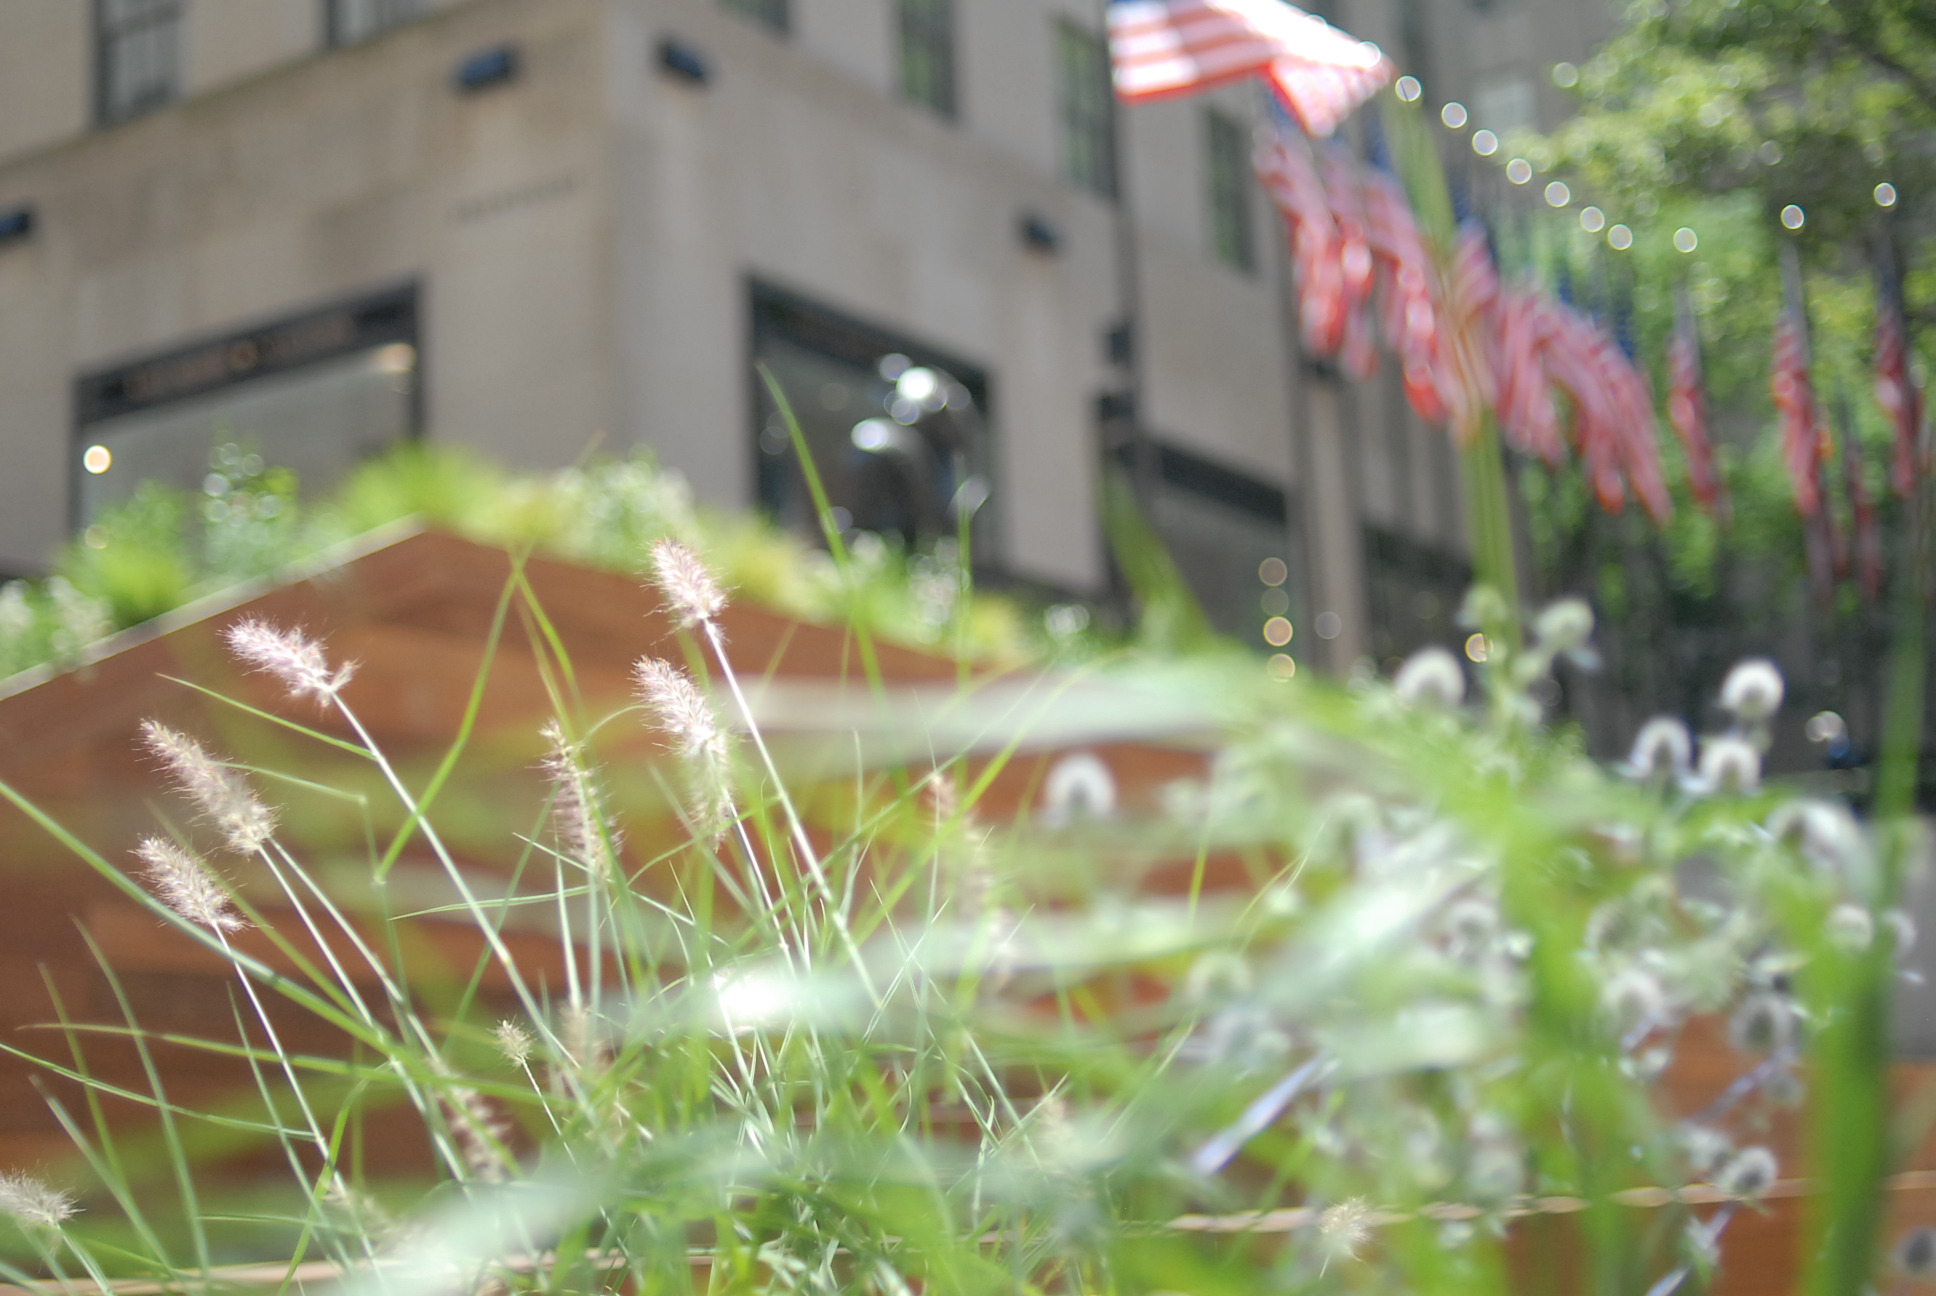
[750,283,995,563]
[897,0,956,118]
[96,0,182,125]
[722,0,788,34]
[1118,441,1304,646]
[73,285,421,528]
[327,0,422,46]
[1205,110,1255,271]
[1055,21,1116,199]
[1363,526,1470,671]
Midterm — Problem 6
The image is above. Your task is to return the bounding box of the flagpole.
[1099,0,1155,513]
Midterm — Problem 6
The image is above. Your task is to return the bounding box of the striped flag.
[1253,120,1347,356]
[1108,0,1392,136]
[1873,283,1922,498]
[1836,389,1885,598]
[1361,166,1449,425]
[1537,301,1629,515]
[1492,287,1565,465]
[1666,285,1727,520]
[1771,307,1825,518]
[1321,146,1379,380]
[1437,223,1501,447]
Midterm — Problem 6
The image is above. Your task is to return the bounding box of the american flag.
[1436,223,1500,447]
[1598,333,1673,524]
[1837,391,1885,598]
[1537,301,1629,515]
[1108,0,1392,136]
[1771,306,1824,518]
[1361,167,1448,425]
[1321,146,1379,380]
[1666,286,1727,519]
[1253,120,1347,356]
[1873,285,1922,498]
[1492,288,1565,465]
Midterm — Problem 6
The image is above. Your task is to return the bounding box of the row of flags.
[1106,0,1925,598]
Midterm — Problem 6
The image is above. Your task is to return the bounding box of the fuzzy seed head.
[1697,735,1761,795]
[1719,658,1784,723]
[1898,1226,1936,1279]
[0,1171,76,1228]
[136,837,246,933]
[1317,1198,1373,1262]
[1393,646,1465,709]
[1534,597,1594,655]
[633,659,720,755]
[140,720,278,854]
[1626,717,1692,781]
[1715,1145,1777,1200]
[1827,903,1875,953]
[439,1088,511,1182]
[223,619,355,704]
[495,1020,534,1068]
[649,539,726,628]
[539,721,619,880]
[634,657,734,836]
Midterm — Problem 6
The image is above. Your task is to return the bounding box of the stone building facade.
[0,0,1614,669]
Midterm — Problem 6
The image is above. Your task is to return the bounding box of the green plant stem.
[1461,417,1524,650]
[1804,458,1929,1296]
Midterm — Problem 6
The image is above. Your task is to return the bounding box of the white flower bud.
[1885,909,1917,957]
[1719,658,1784,723]
[1625,717,1692,781]
[1715,1145,1777,1200]
[1394,646,1465,709]
[1534,597,1594,654]
[1826,904,1875,953]
[1697,735,1760,794]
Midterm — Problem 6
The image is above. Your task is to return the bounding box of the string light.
[1441,102,1468,129]
[1395,76,1421,102]
[1545,181,1571,208]
[1876,182,1898,207]
[1780,204,1805,230]
[1472,129,1498,156]
[1674,227,1699,252]
[1579,206,1606,233]
[1607,224,1634,250]
[1506,158,1533,184]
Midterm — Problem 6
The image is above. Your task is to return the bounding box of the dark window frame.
[1204,108,1256,272]
[94,0,183,126]
[71,282,423,530]
[897,0,957,119]
[721,0,789,35]
[1054,20,1117,200]
[324,0,424,48]
[747,280,999,565]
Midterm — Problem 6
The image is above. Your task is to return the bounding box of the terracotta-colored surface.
[4,530,1932,1293]
[0,530,1204,1176]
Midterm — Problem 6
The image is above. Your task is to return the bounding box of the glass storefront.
[750,283,994,562]
[72,284,419,527]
